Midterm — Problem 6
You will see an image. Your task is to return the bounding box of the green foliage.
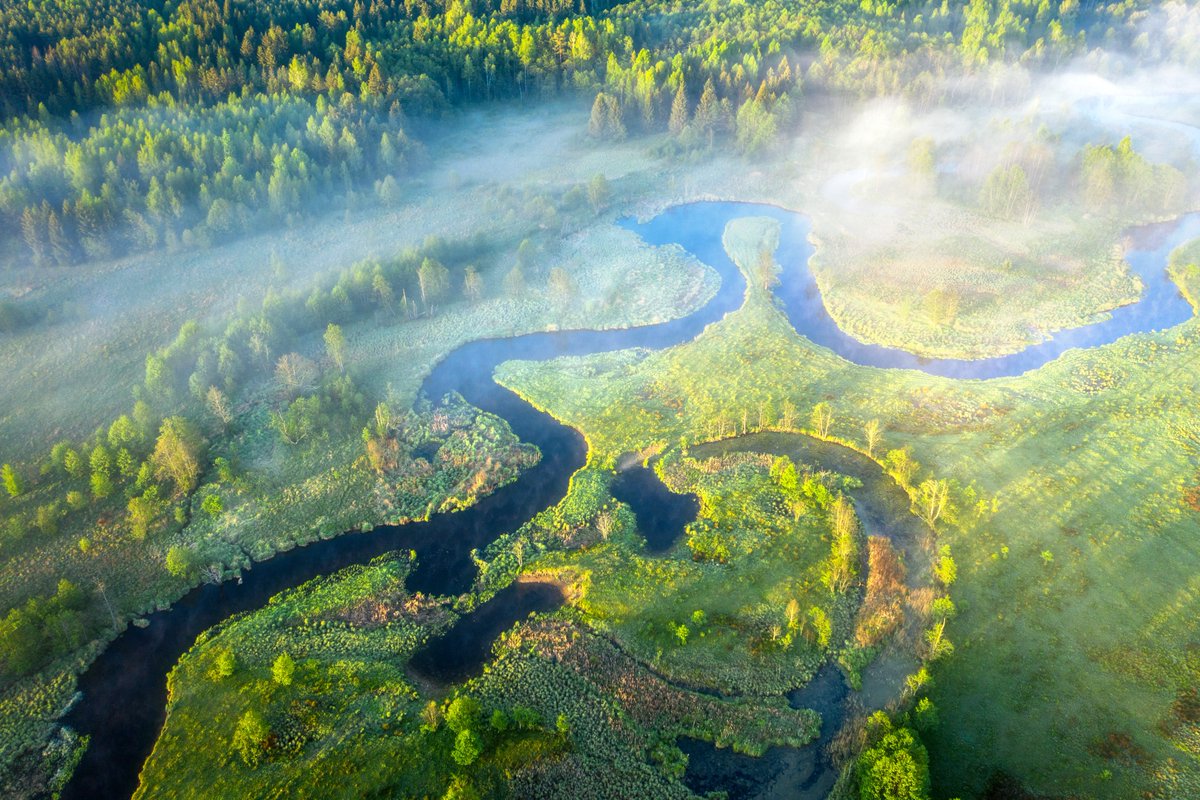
[151,417,205,495]
[912,697,939,733]
[418,258,451,308]
[0,580,95,679]
[211,649,237,680]
[165,546,197,580]
[232,709,270,768]
[933,545,957,586]
[35,503,62,536]
[536,451,855,695]
[1,464,23,498]
[363,393,539,522]
[856,719,931,800]
[136,554,566,798]
[1169,238,1200,312]
[272,653,295,686]
[323,324,346,373]
[128,486,165,539]
[200,494,223,517]
[492,212,1200,798]
[1080,136,1186,216]
[452,729,484,766]
[446,696,482,734]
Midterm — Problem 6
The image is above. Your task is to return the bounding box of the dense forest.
[0,0,1162,266]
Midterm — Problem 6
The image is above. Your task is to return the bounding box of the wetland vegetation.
[2,1,1200,799]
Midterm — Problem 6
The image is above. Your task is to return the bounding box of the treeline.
[0,0,1156,266]
[0,0,625,118]
[0,0,638,263]
[6,95,414,264]
[973,134,1188,222]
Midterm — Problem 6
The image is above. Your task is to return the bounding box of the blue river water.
[628,202,1200,379]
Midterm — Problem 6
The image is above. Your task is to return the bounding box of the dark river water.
[60,202,1197,799]
[610,465,700,553]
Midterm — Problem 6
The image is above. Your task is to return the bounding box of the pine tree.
[20,207,45,266]
[365,62,385,98]
[588,92,609,137]
[47,209,73,265]
[695,78,721,147]
[669,83,689,136]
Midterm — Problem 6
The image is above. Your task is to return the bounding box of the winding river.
[61,201,1198,799]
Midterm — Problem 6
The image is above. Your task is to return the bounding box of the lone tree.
[587,173,610,214]
[503,264,526,298]
[856,718,931,800]
[863,419,883,458]
[462,266,484,303]
[151,416,204,495]
[232,709,270,768]
[272,652,295,686]
[418,257,450,308]
[811,402,834,438]
[916,479,950,529]
[206,386,233,426]
[165,545,196,579]
[548,267,576,304]
[1,463,23,498]
[323,323,346,372]
[275,353,318,397]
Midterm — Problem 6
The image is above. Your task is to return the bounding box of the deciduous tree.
[151,417,204,495]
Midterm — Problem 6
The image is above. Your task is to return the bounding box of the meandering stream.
[61,201,1197,799]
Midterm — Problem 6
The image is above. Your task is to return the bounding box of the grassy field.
[809,205,1143,360]
[133,553,569,800]
[535,450,859,696]
[497,215,1200,798]
[135,551,823,799]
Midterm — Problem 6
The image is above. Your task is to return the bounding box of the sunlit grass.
[498,214,1200,798]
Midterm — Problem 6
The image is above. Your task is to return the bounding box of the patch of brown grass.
[1184,479,1200,513]
[1088,731,1150,765]
[854,536,907,648]
[1172,687,1200,724]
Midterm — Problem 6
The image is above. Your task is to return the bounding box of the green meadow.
[498,216,1200,799]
